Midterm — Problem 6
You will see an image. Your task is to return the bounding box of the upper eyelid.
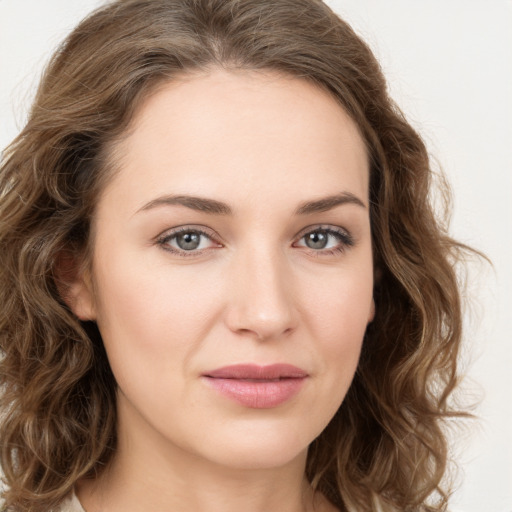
[157,223,349,238]
[156,225,219,241]
[293,224,351,240]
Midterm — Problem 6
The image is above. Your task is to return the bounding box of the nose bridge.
[225,239,297,340]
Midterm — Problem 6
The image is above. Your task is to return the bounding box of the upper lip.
[204,364,308,380]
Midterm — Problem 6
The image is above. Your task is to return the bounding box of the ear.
[367,298,375,324]
[54,250,96,321]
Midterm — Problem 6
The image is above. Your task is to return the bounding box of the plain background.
[0,1,511,511]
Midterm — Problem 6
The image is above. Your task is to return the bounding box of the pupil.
[177,232,201,250]
[306,231,328,249]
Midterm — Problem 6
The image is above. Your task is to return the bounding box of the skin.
[69,68,374,512]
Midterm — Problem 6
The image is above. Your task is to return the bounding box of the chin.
[189,417,318,471]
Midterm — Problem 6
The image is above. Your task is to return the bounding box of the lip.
[202,364,308,409]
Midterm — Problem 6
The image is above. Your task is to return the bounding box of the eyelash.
[294,226,354,256]
[156,225,354,258]
[156,226,220,258]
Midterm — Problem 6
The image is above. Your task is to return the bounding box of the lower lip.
[203,377,306,409]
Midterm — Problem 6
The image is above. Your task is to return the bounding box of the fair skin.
[69,68,374,512]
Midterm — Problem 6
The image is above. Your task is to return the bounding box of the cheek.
[302,261,373,339]
[91,252,223,383]
[299,264,372,399]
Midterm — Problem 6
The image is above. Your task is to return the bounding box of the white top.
[57,492,86,512]
[0,490,85,512]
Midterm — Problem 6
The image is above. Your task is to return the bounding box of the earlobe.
[54,250,96,321]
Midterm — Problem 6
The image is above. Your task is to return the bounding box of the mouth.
[202,364,308,409]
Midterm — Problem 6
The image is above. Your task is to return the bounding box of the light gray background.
[1,1,511,511]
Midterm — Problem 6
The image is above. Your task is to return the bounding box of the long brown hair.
[1,1,469,510]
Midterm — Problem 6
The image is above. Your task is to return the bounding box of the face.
[73,69,374,471]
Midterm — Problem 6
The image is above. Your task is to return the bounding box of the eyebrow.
[137,191,366,216]
[138,195,232,215]
[294,192,366,214]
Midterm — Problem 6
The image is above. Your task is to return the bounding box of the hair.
[0,0,470,511]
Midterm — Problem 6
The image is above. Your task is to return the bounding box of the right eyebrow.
[136,194,233,215]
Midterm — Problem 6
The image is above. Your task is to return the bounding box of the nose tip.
[232,318,295,342]
[224,252,298,341]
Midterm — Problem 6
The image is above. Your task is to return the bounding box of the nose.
[224,245,298,341]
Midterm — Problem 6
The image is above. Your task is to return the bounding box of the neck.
[76,398,333,512]
[78,447,319,512]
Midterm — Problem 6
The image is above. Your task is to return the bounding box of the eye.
[157,227,221,255]
[294,227,354,254]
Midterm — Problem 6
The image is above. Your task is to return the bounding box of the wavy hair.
[1,0,469,510]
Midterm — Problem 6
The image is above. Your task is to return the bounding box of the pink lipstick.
[202,364,308,409]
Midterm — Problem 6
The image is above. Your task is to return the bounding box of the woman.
[0,0,468,511]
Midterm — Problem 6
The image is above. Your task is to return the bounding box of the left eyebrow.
[294,192,367,215]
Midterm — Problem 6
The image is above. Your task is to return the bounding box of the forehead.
[101,68,369,215]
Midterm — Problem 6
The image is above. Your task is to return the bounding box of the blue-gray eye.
[158,228,219,254]
[304,230,329,249]
[296,227,354,253]
[175,231,202,250]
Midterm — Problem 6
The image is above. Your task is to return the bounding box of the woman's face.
[75,69,374,470]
